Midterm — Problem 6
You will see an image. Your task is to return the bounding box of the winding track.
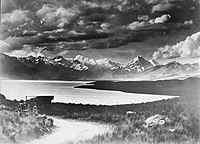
[26,117,111,144]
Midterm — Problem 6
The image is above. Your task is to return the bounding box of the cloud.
[152,3,174,13]
[152,31,200,59]
[2,9,31,23]
[2,37,25,51]
[137,15,150,21]
[36,5,80,28]
[36,5,56,18]
[144,0,161,4]
[81,1,111,10]
[184,20,193,25]
[145,0,184,5]
[1,36,41,52]
[0,41,11,52]
[5,45,45,58]
[116,0,141,12]
[1,0,19,13]
[8,50,44,58]
[127,21,149,30]
[153,14,171,24]
[152,45,181,59]
[6,49,29,57]
[127,14,171,30]
[1,0,199,62]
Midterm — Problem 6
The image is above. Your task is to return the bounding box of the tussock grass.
[65,98,200,144]
[0,105,54,143]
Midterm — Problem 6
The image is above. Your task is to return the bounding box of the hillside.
[0,94,54,143]
[46,96,200,143]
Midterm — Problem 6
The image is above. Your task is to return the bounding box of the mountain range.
[0,53,199,80]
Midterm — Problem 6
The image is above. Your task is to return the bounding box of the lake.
[0,80,178,105]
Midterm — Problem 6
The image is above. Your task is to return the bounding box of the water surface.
[0,80,178,105]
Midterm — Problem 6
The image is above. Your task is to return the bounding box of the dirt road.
[26,117,112,144]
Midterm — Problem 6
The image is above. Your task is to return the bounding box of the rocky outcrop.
[145,114,170,127]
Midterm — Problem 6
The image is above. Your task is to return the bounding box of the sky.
[1,0,200,64]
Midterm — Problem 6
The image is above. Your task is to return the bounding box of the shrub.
[0,105,54,143]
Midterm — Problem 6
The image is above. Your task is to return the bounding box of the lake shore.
[75,77,200,98]
[0,79,179,105]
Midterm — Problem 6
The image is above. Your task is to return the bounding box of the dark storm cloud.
[85,22,191,50]
[1,0,200,59]
[1,22,191,55]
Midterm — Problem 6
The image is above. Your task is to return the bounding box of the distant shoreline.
[0,79,94,83]
[1,79,179,105]
[75,77,200,98]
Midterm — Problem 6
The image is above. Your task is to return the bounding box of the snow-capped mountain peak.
[53,56,64,62]
[1,54,200,80]
[126,56,154,72]
[149,59,160,66]
[165,61,183,68]
[129,56,152,66]
[132,56,146,63]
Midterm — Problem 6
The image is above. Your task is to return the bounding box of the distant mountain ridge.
[0,53,199,80]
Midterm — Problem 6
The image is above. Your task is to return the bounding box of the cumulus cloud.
[153,14,171,24]
[36,5,56,17]
[145,0,161,4]
[36,5,80,28]
[1,36,41,53]
[137,15,150,21]
[152,45,181,59]
[152,31,200,59]
[5,45,45,58]
[184,20,193,25]
[127,21,149,30]
[127,14,171,30]
[81,1,111,10]
[2,9,31,23]
[0,40,11,52]
[1,37,24,51]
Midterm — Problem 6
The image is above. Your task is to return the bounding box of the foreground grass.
[60,97,199,144]
[1,92,199,144]
[0,105,54,143]
[76,140,199,144]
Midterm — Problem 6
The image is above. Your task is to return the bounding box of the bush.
[0,106,54,143]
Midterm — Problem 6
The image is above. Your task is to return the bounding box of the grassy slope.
[47,96,199,144]
[0,93,54,144]
[0,106,54,143]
